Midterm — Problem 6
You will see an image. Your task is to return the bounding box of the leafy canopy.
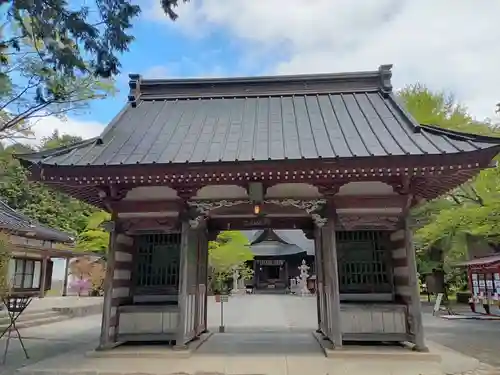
[209,231,253,273]
[0,0,189,78]
[400,84,500,284]
[0,0,191,138]
[0,131,101,241]
[208,231,254,292]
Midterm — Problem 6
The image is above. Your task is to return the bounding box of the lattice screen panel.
[336,231,392,294]
[134,233,181,294]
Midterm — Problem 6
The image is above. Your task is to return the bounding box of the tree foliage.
[0,131,101,239]
[208,231,254,292]
[400,84,500,293]
[0,0,192,139]
[0,0,189,79]
[0,17,116,139]
[76,211,110,252]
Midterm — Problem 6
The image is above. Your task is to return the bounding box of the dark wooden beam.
[118,217,180,234]
[112,199,183,213]
[110,195,407,214]
[207,216,314,231]
[333,195,406,209]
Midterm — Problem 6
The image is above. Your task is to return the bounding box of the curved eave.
[18,150,499,210]
[0,200,74,243]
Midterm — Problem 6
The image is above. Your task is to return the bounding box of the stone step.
[0,312,70,332]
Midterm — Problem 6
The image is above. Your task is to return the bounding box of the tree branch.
[0,75,40,112]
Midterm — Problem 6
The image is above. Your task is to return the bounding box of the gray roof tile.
[0,200,73,243]
[17,65,500,167]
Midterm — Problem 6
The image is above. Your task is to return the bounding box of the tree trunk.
[429,246,448,300]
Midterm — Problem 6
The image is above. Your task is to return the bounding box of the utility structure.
[17,64,500,351]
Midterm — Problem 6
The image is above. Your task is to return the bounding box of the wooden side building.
[16,64,500,351]
[0,200,76,297]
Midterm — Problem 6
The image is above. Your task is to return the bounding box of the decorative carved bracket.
[187,199,251,228]
[264,198,326,213]
[311,213,328,227]
[264,198,327,227]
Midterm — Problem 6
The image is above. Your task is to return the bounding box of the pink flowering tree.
[69,279,91,297]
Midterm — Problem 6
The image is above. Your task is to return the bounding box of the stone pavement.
[8,294,500,375]
[0,315,101,375]
[6,296,103,313]
[423,313,500,368]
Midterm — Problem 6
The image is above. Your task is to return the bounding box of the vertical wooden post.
[404,216,427,351]
[39,255,48,298]
[193,227,201,336]
[203,228,209,332]
[99,215,117,350]
[176,220,190,348]
[62,257,70,296]
[321,220,342,348]
[313,231,322,332]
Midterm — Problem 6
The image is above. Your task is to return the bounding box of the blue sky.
[28,1,500,142]
[32,0,500,281]
[82,8,283,126]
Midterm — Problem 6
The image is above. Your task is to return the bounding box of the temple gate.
[17,64,500,352]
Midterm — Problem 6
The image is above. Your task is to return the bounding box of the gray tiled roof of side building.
[249,242,314,257]
[16,65,500,167]
[0,199,74,243]
[246,229,314,255]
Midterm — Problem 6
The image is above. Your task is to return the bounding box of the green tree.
[39,130,82,150]
[400,84,500,296]
[208,231,254,293]
[76,211,111,253]
[0,132,96,236]
[0,47,114,140]
[0,0,193,139]
[0,0,189,79]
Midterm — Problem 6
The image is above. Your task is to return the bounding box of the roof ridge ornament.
[128,73,142,108]
[378,64,393,96]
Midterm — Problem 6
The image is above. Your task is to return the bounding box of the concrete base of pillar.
[312,331,439,361]
[95,341,123,352]
[403,341,430,353]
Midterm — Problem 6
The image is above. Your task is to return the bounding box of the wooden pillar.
[202,228,209,332]
[62,257,70,296]
[39,255,48,298]
[313,231,322,332]
[404,216,427,351]
[176,220,190,348]
[321,219,342,348]
[176,220,199,347]
[99,218,117,350]
[194,223,208,336]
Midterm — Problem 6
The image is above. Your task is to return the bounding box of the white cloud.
[148,0,500,121]
[23,115,105,146]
